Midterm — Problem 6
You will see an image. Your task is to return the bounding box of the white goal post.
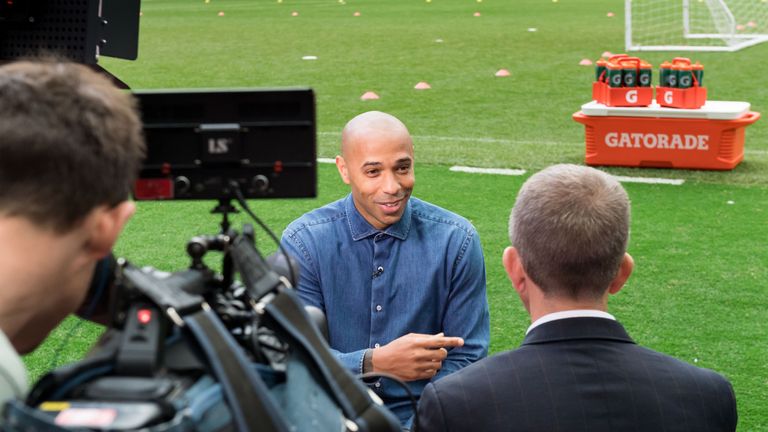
[626,0,768,52]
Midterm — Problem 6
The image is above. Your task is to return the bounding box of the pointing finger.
[424,336,464,349]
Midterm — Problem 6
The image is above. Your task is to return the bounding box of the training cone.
[579,59,593,66]
[292,11,299,16]
[414,82,431,90]
[606,12,615,17]
[218,11,224,16]
[360,91,380,101]
[495,69,511,77]
[353,11,360,16]
[473,12,481,17]
[601,51,612,58]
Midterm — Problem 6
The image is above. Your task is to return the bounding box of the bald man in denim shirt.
[281,111,490,427]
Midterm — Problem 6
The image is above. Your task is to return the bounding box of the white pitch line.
[448,166,683,185]
[745,149,768,156]
[450,166,527,176]
[609,175,685,185]
[317,157,336,164]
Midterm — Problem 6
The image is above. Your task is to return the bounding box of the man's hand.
[371,333,464,381]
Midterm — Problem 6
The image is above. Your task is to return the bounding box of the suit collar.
[522,317,635,346]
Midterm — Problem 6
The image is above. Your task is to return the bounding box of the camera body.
[7,226,379,432]
[20,228,286,430]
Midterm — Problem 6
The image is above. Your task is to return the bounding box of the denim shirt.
[281,194,490,424]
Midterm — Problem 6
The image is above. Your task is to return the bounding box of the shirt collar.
[526,309,615,335]
[344,194,412,241]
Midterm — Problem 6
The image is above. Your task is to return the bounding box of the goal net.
[626,0,768,51]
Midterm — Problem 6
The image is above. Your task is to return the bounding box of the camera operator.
[0,59,145,415]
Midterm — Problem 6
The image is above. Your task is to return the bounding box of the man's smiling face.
[336,112,415,230]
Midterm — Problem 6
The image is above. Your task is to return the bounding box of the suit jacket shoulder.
[418,318,736,432]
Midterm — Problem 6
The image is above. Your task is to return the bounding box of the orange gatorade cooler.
[573,101,760,170]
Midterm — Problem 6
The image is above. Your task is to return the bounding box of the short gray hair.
[509,164,630,300]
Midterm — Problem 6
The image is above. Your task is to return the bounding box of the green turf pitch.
[23,0,768,429]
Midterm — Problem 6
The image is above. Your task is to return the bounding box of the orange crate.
[592,81,653,107]
[656,86,707,109]
[572,107,760,170]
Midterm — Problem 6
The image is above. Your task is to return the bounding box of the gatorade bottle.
[659,61,673,87]
[677,63,693,89]
[638,61,652,87]
[668,63,680,88]
[595,59,608,82]
[607,62,623,88]
[620,60,638,87]
[692,61,704,87]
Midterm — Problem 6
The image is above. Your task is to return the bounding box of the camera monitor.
[133,88,317,200]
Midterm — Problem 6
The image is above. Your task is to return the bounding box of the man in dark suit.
[417,164,737,432]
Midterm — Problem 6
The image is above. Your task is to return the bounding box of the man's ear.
[84,201,136,259]
[335,155,351,185]
[503,247,527,296]
[608,253,634,295]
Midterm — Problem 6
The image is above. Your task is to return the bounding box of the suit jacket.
[417,317,737,432]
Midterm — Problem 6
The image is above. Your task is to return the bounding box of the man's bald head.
[341,111,413,157]
[335,111,415,230]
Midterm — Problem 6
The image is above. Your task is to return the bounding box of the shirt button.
[374,343,380,348]
[376,305,382,312]
[377,266,384,274]
[374,382,381,388]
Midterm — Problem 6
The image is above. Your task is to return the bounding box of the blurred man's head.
[336,111,415,230]
[0,60,144,231]
[0,60,145,353]
[504,164,633,312]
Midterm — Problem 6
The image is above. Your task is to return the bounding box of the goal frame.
[625,0,768,52]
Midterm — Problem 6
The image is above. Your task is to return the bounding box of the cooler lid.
[580,100,751,120]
